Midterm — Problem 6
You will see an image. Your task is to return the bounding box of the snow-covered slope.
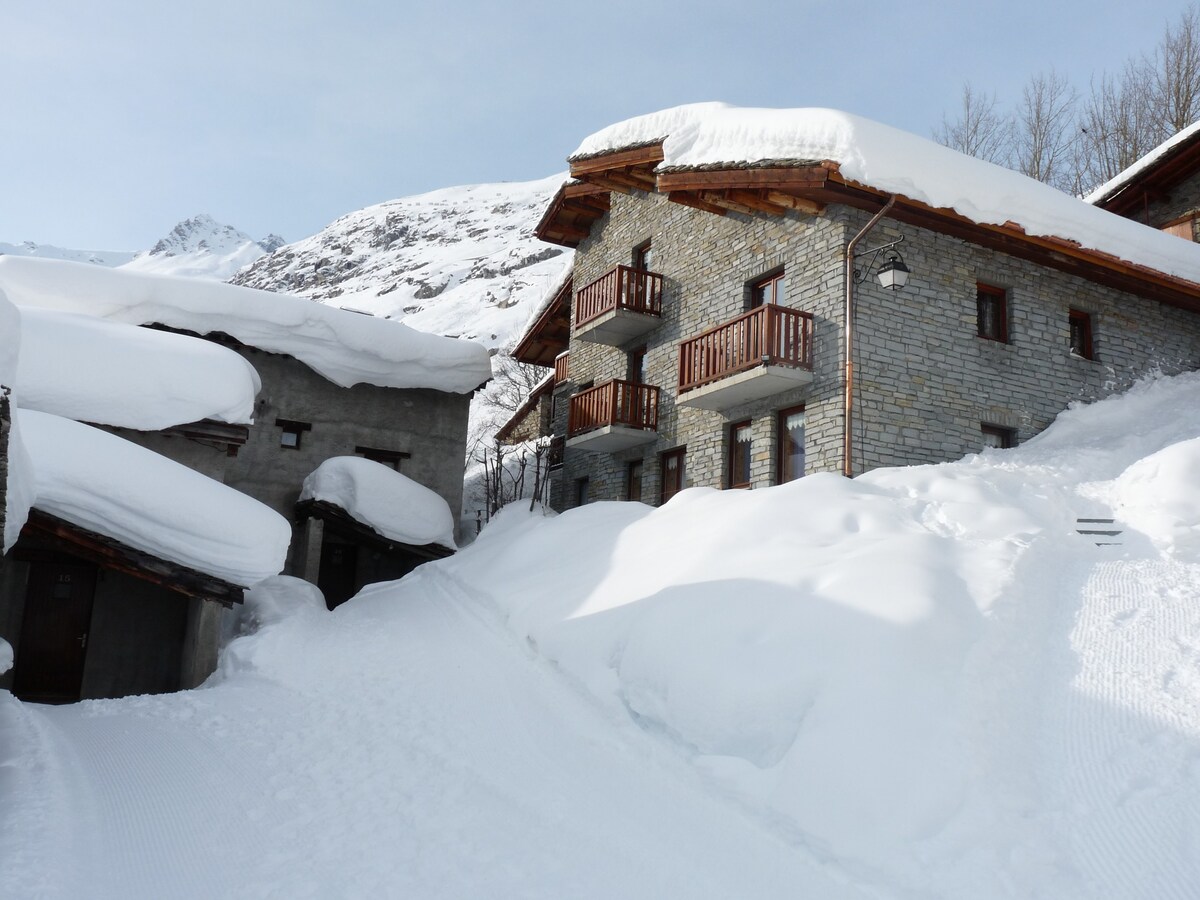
[4,372,1200,898]
[0,241,135,267]
[120,215,282,280]
[232,175,572,351]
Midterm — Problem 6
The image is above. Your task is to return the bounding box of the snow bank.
[573,103,1200,285]
[0,290,34,552]
[0,256,492,393]
[15,307,260,430]
[18,409,289,586]
[300,456,456,550]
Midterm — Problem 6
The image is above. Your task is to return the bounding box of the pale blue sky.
[1,1,1193,250]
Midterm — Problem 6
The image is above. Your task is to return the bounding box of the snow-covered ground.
[4,373,1200,899]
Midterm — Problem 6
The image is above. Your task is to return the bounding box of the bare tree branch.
[934,82,1013,165]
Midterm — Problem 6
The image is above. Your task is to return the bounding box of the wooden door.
[12,561,98,703]
[318,541,360,610]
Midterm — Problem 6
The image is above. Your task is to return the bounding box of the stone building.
[510,105,1200,510]
[0,260,490,701]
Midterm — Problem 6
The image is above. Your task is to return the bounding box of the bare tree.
[1013,69,1079,191]
[1147,6,1200,139]
[934,82,1012,164]
[1078,64,1158,190]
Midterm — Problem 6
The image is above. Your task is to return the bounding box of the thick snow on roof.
[16,307,260,430]
[1085,118,1200,205]
[18,409,289,585]
[1,291,34,553]
[300,456,456,550]
[573,103,1200,285]
[0,256,492,393]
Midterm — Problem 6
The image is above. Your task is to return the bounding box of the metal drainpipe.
[843,195,897,478]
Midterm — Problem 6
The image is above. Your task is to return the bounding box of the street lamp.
[844,204,911,478]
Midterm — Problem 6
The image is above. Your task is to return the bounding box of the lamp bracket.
[852,236,905,284]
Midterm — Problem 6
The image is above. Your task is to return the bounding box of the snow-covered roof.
[16,307,260,430]
[571,103,1200,286]
[300,456,456,550]
[1085,118,1200,206]
[1,291,34,553]
[18,408,290,586]
[0,256,493,393]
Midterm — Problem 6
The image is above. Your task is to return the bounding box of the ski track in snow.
[3,573,883,900]
[1049,558,1200,899]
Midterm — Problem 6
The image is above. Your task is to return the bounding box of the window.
[355,446,410,471]
[660,448,686,505]
[575,477,590,507]
[634,240,654,272]
[750,270,786,308]
[777,406,806,484]
[728,421,752,489]
[1069,309,1094,359]
[627,345,646,383]
[275,418,311,449]
[626,460,643,502]
[976,283,1008,343]
[981,424,1016,450]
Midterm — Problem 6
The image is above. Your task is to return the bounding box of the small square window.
[981,424,1016,450]
[275,418,311,450]
[977,283,1008,343]
[1069,309,1094,359]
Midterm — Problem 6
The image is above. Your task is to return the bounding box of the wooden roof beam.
[665,191,729,215]
[726,190,790,216]
[569,143,665,177]
[766,191,825,215]
[699,192,760,216]
[578,174,634,195]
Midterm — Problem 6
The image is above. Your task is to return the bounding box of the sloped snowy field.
[4,375,1200,899]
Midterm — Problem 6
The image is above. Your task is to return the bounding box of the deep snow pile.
[0,256,491,393]
[0,291,33,552]
[4,373,1200,899]
[15,308,261,429]
[17,409,289,585]
[300,456,457,550]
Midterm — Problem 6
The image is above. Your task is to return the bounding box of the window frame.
[728,420,752,490]
[659,447,686,505]
[976,283,1009,344]
[1068,309,1094,360]
[749,269,786,309]
[776,405,806,485]
[981,423,1016,450]
[626,459,643,502]
[634,239,654,272]
[355,446,411,471]
[275,418,312,450]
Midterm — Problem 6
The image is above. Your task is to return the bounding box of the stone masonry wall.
[552,188,1200,509]
[1139,168,1200,237]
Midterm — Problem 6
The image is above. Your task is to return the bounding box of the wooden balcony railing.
[678,305,814,392]
[554,351,570,384]
[568,379,660,437]
[575,265,664,328]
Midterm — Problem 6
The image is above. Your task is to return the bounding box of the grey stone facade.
[552,190,1200,509]
[1139,168,1200,236]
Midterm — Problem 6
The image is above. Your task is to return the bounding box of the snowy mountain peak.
[123,215,283,280]
[231,174,572,350]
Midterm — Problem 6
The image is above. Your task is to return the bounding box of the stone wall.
[1139,168,1200,237]
[554,190,1200,508]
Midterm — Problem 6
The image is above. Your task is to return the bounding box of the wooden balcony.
[574,265,664,346]
[553,351,570,385]
[677,305,815,411]
[566,379,660,452]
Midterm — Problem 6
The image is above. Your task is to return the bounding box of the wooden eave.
[1093,137,1200,220]
[495,374,554,443]
[21,509,246,607]
[295,499,454,562]
[512,275,572,367]
[535,183,611,248]
[539,148,1200,311]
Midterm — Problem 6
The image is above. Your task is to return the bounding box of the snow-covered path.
[2,571,877,900]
